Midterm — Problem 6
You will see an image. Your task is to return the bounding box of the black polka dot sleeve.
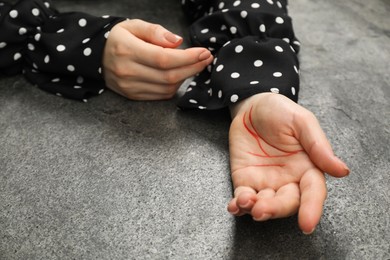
[178,0,301,110]
[0,0,125,101]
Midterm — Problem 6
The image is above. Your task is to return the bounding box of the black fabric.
[0,0,300,107]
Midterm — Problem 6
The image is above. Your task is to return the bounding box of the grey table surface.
[1,0,389,259]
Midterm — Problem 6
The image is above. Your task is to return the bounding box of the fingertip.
[327,155,350,178]
[198,50,212,61]
[302,227,316,235]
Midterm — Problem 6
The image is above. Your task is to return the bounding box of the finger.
[231,166,297,193]
[293,108,350,177]
[117,55,212,85]
[122,19,183,48]
[131,36,213,70]
[298,168,327,234]
[228,186,257,216]
[251,183,300,221]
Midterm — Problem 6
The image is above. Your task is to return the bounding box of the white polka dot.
[218,90,223,98]
[233,1,241,7]
[291,87,296,95]
[294,65,299,74]
[82,38,90,44]
[250,81,259,85]
[52,78,60,82]
[223,40,231,47]
[267,0,274,4]
[201,28,209,34]
[219,2,225,9]
[273,72,283,77]
[231,72,240,79]
[205,79,211,84]
[102,15,110,18]
[230,26,237,34]
[0,42,6,48]
[67,65,75,72]
[98,67,102,74]
[9,10,18,18]
[83,48,92,56]
[44,55,50,63]
[74,85,82,89]
[235,45,244,53]
[283,38,290,43]
[34,33,41,41]
[216,65,224,72]
[186,87,193,92]
[270,88,280,93]
[56,45,66,52]
[99,89,105,95]
[259,24,266,33]
[222,8,229,13]
[240,11,247,18]
[276,17,284,24]
[208,88,212,96]
[32,8,40,16]
[57,28,64,33]
[104,31,110,38]
[251,3,260,8]
[275,46,284,52]
[77,76,84,84]
[78,18,87,27]
[210,37,217,43]
[56,93,62,97]
[189,81,197,86]
[213,58,218,65]
[277,1,283,8]
[83,99,88,103]
[254,60,263,67]
[221,25,227,31]
[207,65,212,72]
[293,40,301,46]
[28,43,35,51]
[198,106,207,110]
[189,99,198,104]
[19,27,27,35]
[13,53,22,61]
[230,94,239,103]
[290,45,296,53]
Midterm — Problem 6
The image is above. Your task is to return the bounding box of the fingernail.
[336,156,350,175]
[253,213,272,221]
[199,50,211,61]
[230,208,240,215]
[164,32,182,44]
[303,228,316,235]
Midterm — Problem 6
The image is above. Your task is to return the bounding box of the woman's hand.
[228,93,350,234]
[103,19,213,100]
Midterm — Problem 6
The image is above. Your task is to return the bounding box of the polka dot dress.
[179,0,301,110]
[0,0,125,101]
[0,0,300,109]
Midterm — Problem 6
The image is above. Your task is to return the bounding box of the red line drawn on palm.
[243,106,302,167]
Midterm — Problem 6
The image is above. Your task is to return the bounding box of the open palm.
[227,93,349,234]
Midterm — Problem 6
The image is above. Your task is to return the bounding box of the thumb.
[294,109,350,178]
[121,19,183,48]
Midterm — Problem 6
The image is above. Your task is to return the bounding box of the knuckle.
[111,65,130,78]
[155,53,170,69]
[162,71,180,84]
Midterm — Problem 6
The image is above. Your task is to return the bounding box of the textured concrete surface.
[1,0,389,259]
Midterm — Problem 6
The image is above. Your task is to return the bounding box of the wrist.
[229,92,275,119]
